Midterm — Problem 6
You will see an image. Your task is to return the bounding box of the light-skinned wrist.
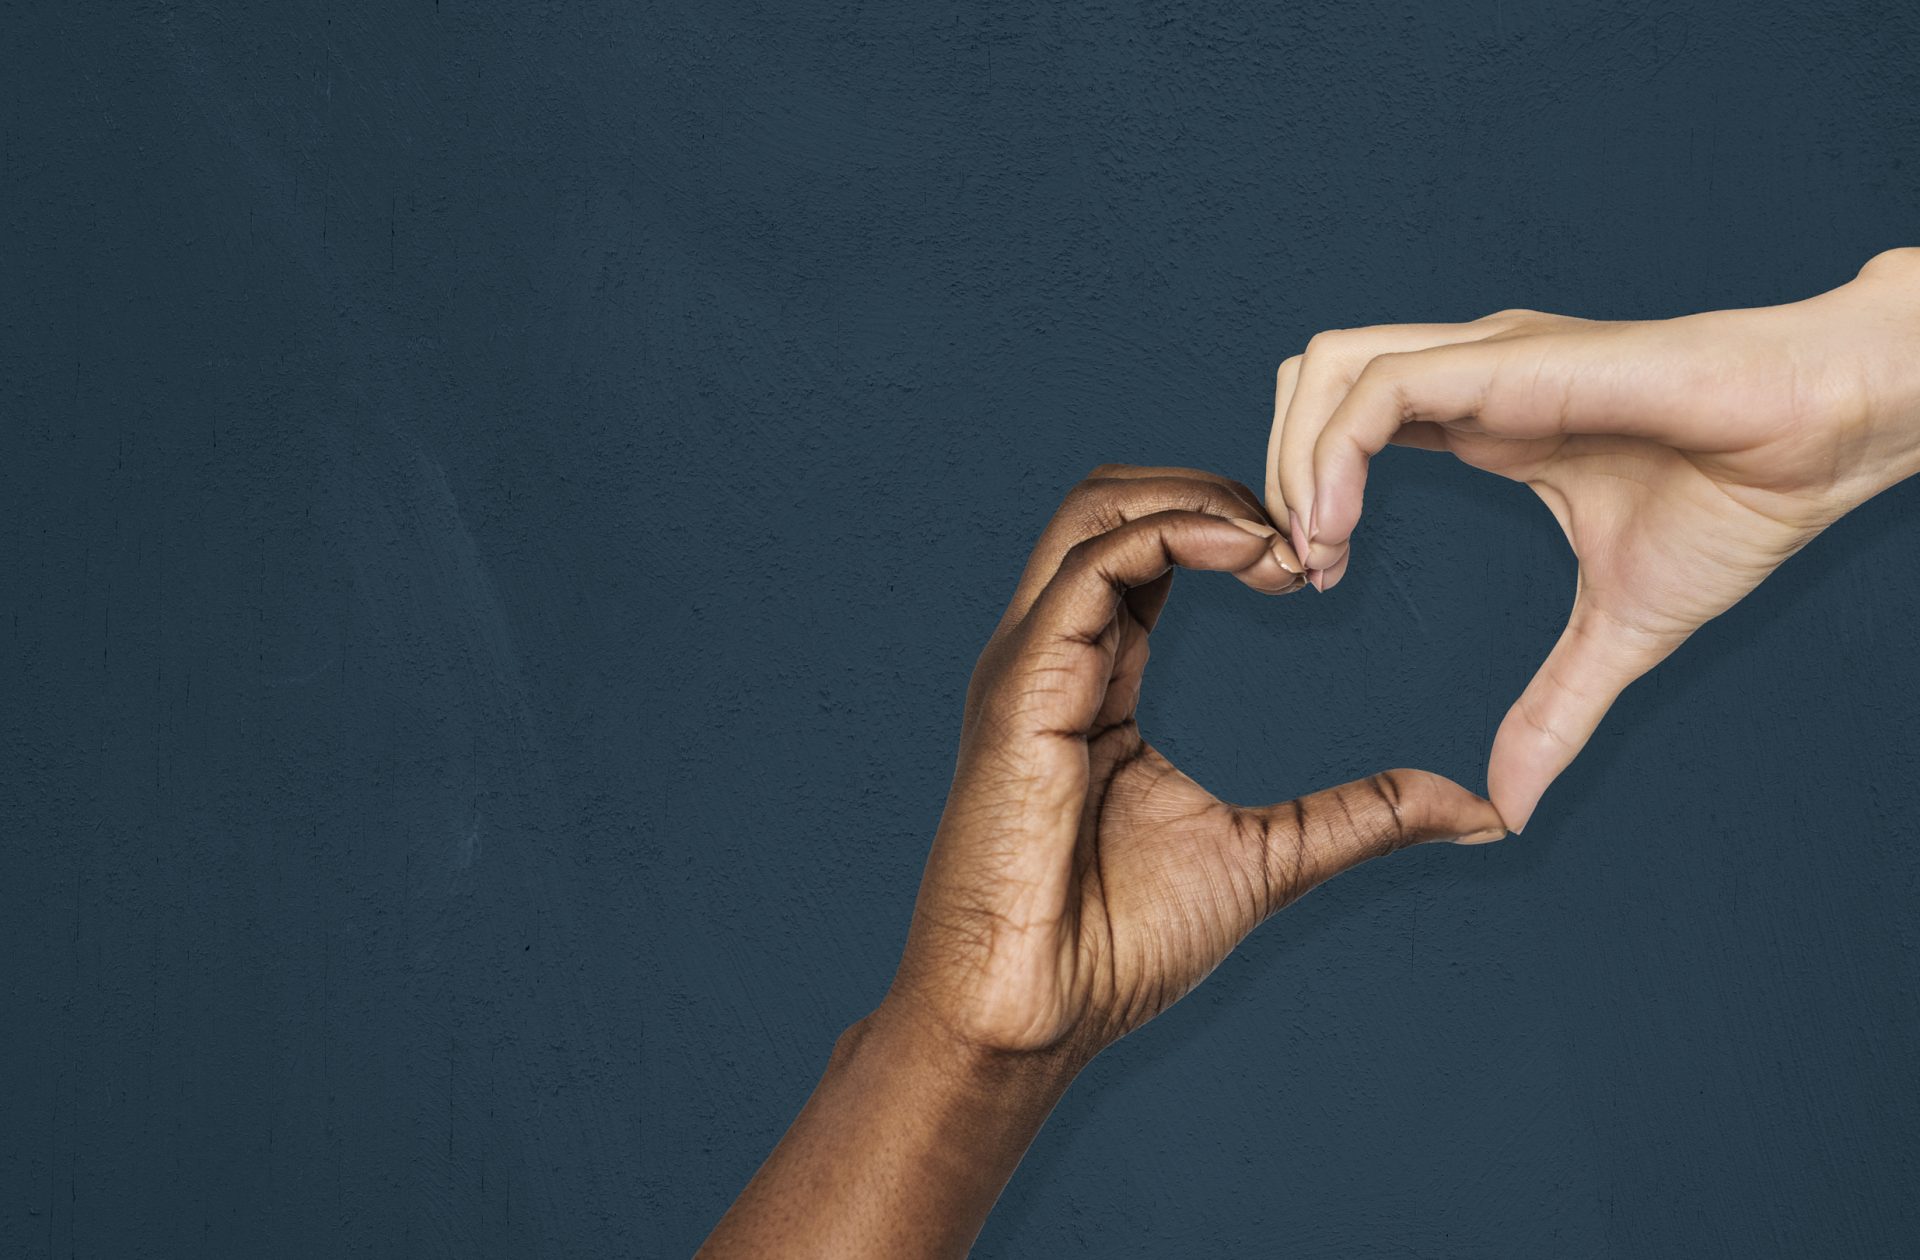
[1832,248,1920,497]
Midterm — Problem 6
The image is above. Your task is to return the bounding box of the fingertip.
[1453,785,1508,843]
[1306,448,1369,568]
[1318,549,1351,592]
[1222,518,1306,594]
[1486,749,1545,837]
[1488,657,1622,837]
[1303,549,1349,594]
[1300,509,1346,572]
[1267,533,1305,577]
[1381,768,1505,846]
[1234,551,1307,595]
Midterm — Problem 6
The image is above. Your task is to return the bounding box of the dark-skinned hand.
[703,465,1506,1259]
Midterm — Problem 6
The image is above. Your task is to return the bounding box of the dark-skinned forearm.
[697,998,1084,1258]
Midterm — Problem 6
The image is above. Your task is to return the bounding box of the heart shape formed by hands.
[706,253,1920,1259]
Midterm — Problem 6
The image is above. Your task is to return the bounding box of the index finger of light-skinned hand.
[1264,355,1303,523]
[1244,770,1506,919]
[1306,332,1648,568]
[1275,324,1510,576]
[994,511,1285,735]
[1301,339,1511,571]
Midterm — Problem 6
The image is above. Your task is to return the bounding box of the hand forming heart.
[702,465,1505,1257]
[887,464,1507,1064]
[1265,248,1920,830]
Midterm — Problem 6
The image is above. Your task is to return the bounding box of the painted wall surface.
[6,3,1920,1256]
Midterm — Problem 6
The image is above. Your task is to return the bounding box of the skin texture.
[699,467,1506,1258]
[1267,247,1920,832]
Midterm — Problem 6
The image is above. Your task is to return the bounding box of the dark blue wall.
[6,3,1920,1256]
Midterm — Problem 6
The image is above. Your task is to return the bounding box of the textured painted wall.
[6,3,1920,1256]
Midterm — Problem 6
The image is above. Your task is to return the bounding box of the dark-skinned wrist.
[843,993,1087,1149]
[698,997,1088,1258]
[733,996,1082,1257]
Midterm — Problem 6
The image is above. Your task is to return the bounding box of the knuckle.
[1516,693,1577,753]
[1859,247,1920,282]
[1058,532,1108,576]
[1062,478,1102,509]
[1060,479,1122,532]
[1366,771,1414,850]
[1353,352,1419,418]
[1351,349,1404,390]
[1372,768,1408,818]
[1381,768,1452,844]
[1303,328,1352,359]
[1365,347,1416,373]
[1245,808,1302,912]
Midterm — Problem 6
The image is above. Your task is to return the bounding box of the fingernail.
[1308,568,1325,592]
[1453,827,1507,846]
[1228,520,1307,591]
[1288,510,1306,564]
[1307,501,1319,546]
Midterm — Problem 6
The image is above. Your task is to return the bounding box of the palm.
[1458,431,1819,642]
[893,469,1502,1060]
[1069,726,1267,1044]
[922,595,1280,1054]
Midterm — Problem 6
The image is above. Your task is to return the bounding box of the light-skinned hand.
[1266,248,1920,831]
